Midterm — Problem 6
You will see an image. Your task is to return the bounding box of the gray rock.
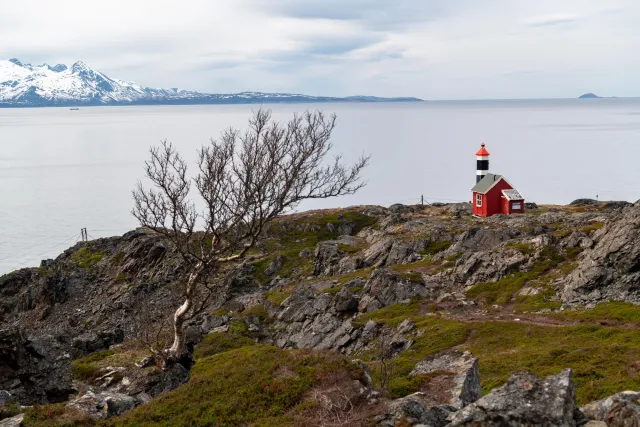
[447,203,472,218]
[0,327,74,405]
[66,390,137,419]
[389,203,410,213]
[449,369,577,426]
[201,315,229,333]
[379,393,456,427]
[365,270,428,307]
[0,413,24,427]
[264,255,285,276]
[363,237,395,267]
[334,287,358,312]
[0,391,11,406]
[119,363,188,398]
[410,350,481,408]
[570,198,600,206]
[560,203,640,303]
[313,241,342,276]
[338,221,356,236]
[581,390,640,425]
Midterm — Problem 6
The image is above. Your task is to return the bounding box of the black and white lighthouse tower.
[476,142,490,183]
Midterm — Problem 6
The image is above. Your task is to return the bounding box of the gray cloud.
[1,0,639,99]
[525,14,579,27]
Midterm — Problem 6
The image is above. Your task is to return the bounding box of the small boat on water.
[70,107,80,110]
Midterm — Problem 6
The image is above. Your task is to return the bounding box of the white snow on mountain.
[0,58,421,106]
[0,58,201,105]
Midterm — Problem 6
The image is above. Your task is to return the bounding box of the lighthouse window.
[476,194,482,207]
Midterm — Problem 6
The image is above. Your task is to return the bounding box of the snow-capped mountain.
[0,58,421,107]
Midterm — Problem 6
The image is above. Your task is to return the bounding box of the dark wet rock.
[71,329,124,358]
[570,199,600,206]
[334,287,358,312]
[525,202,539,209]
[449,369,577,426]
[603,201,632,211]
[0,327,74,405]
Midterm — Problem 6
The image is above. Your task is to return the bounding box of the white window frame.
[512,202,522,210]
[476,194,482,207]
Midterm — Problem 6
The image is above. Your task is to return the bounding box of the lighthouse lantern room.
[471,143,525,217]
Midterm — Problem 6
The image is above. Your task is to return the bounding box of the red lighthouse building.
[471,143,525,217]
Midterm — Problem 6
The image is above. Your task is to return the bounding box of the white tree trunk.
[165,262,203,363]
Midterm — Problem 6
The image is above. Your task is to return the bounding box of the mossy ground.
[70,246,106,268]
[354,300,640,404]
[71,346,151,382]
[251,211,377,285]
[107,343,363,427]
[466,247,578,306]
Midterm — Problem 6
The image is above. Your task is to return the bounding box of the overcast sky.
[1,0,638,99]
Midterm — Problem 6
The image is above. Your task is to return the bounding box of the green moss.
[265,288,295,306]
[71,246,106,268]
[251,211,377,285]
[553,229,571,238]
[418,240,453,256]
[505,242,534,255]
[23,403,95,426]
[193,333,256,360]
[0,403,22,421]
[580,223,604,234]
[463,321,640,404]
[353,300,422,328]
[72,349,116,381]
[467,247,566,306]
[353,301,640,405]
[71,347,150,382]
[107,345,362,427]
[514,291,562,313]
[553,301,640,323]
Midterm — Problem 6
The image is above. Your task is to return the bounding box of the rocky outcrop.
[581,390,640,425]
[410,350,481,409]
[560,202,640,303]
[0,327,74,405]
[376,394,456,427]
[66,390,137,419]
[449,369,578,426]
[0,413,24,427]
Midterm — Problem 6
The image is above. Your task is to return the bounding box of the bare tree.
[374,331,396,391]
[132,108,368,366]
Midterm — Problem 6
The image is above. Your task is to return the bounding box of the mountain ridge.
[0,58,422,107]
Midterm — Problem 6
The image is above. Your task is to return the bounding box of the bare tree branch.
[132,108,369,365]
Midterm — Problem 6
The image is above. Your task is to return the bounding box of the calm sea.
[1,99,640,273]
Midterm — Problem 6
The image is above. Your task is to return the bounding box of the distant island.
[578,93,601,99]
[0,58,423,107]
